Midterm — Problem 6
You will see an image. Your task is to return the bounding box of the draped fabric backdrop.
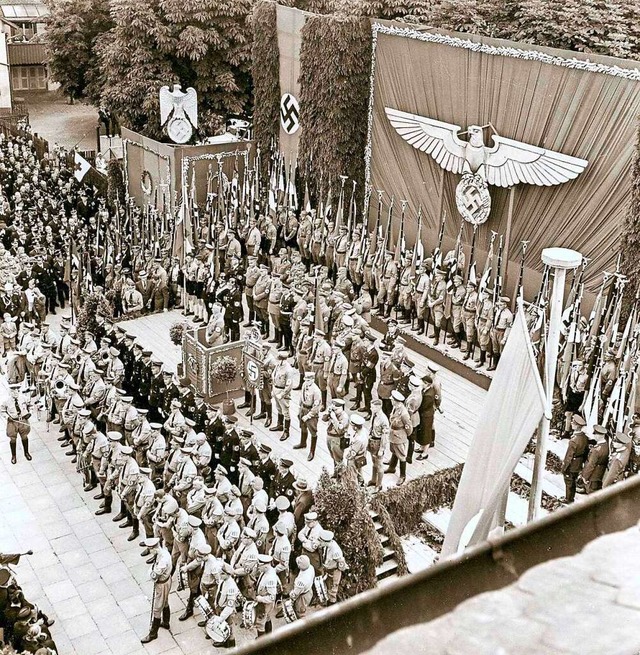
[367,21,640,293]
[277,5,307,163]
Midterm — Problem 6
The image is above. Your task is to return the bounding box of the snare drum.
[242,600,257,628]
[282,598,298,623]
[206,617,231,644]
[314,575,328,604]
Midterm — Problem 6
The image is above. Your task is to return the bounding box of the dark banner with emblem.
[276,5,306,164]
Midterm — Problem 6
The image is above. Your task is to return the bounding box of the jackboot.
[160,606,171,630]
[179,593,196,621]
[385,454,398,474]
[406,439,414,465]
[127,521,140,542]
[21,438,32,461]
[308,437,317,461]
[95,496,112,515]
[432,327,441,346]
[10,440,17,464]
[475,350,486,368]
[263,404,272,428]
[321,390,327,410]
[141,617,161,644]
[487,355,497,371]
[396,460,407,486]
[238,391,251,410]
[269,414,283,433]
[280,418,290,441]
[112,501,126,522]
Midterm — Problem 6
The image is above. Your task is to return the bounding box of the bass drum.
[206,617,231,645]
[282,598,298,624]
[242,600,257,628]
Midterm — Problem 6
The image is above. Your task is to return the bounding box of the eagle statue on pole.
[159,84,198,144]
[385,107,588,225]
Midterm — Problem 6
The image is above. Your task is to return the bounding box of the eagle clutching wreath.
[159,84,198,144]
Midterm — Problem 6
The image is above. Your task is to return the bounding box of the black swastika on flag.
[280,93,300,135]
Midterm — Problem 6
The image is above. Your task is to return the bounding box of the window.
[11,65,46,90]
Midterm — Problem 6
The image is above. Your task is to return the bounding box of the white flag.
[442,301,546,557]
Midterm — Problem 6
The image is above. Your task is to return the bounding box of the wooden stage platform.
[119,310,486,488]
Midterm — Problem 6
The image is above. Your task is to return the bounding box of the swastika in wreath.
[280,93,300,135]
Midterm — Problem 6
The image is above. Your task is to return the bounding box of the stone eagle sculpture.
[385,107,588,188]
[159,84,198,144]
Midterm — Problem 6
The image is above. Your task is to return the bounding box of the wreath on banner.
[141,170,153,195]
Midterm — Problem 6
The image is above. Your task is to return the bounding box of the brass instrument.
[177,566,188,592]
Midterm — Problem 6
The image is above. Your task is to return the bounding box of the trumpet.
[101,350,111,362]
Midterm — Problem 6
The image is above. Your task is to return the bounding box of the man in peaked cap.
[141,537,172,643]
[561,414,589,503]
[602,431,633,488]
[580,425,610,494]
[488,295,513,371]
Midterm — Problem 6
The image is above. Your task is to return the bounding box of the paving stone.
[64,612,99,640]
[119,593,151,619]
[44,579,78,604]
[89,547,122,570]
[106,629,147,655]
[51,595,89,621]
[70,628,111,655]
[75,579,112,603]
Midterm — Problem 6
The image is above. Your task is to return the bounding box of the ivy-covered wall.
[298,14,372,207]
[251,1,280,170]
[620,125,640,314]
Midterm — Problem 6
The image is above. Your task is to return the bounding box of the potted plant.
[211,355,239,415]
[169,321,187,346]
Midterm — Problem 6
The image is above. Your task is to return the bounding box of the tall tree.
[96,0,254,140]
[44,0,113,102]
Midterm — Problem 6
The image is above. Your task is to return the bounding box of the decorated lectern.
[181,327,244,404]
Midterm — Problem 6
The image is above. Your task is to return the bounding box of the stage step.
[376,557,399,580]
[382,546,395,562]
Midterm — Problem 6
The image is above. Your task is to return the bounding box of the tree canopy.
[44,0,113,101]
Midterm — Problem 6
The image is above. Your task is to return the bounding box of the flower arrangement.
[211,355,239,414]
[313,466,383,600]
[169,321,187,346]
[76,290,113,342]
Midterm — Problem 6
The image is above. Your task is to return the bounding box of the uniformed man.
[140,537,172,643]
[326,341,348,401]
[1,382,32,464]
[231,527,260,598]
[146,423,167,485]
[289,554,315,618]
[600,350,618,403]
[279,281,296,355]
[386,390,412,486]
[255,344,276,427]
[253,554,280,637]
[580,425,610,494]
[488,296,513,370]
[323,398,349,468]
[319,529,347,605]
[271,521,292,587]
[272,457,296,503]
[211,563,241,647]
[179,515,208,620]
[602,431,632,488]
[217,506,241,560]
[345,414,368,484]
[461,281,478,359]
[449,275,466,348]
[244,256,261,326]
[270,351,294,441]
[171,445,198,508]
[134,467,157,542]
[475,288,494,369]
[296,370,322,460]
[376,251,398,317]
[309,329,331,409]
[153,491,179,554]
[426,268,447,345]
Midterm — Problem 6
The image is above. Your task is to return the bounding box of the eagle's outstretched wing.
[183,87,198,128]
[484,136,588,188]
[385,107,467,174]
[159,86,173,126]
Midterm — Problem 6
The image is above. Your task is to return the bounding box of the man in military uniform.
[1,382,32,464]
[279,281,296,355]
[376,251,398,317]
[296,370,322,461]
[488,296,513,371]
[254,554,280,637]
[323,398,349,469]
[267,273,283,344]
[368,399,389,490]
[475,288,494,369]
[327,340,348,402]
[386,390,412,486]
[600,350,618,403]
[148,361,165,422]
[255,344,276,427]
[270,351,294,441]
[134,467,157,543]
[360,332,379,419]
[461,280,478,359]
[309,329,331,410]
[253,267,271,338]
[426,268,447,345]
[294,318,314,390]
[449,275,466,349]
[140,537,172,643]
[413,261,430,334]
[377,353,402,418]
[396,253,414,324]
[319,530,347,605]
[272,457,296,504]
[244,256,261,326]
[580,425,609,494]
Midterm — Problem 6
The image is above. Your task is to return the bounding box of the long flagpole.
[528,247,582,521]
